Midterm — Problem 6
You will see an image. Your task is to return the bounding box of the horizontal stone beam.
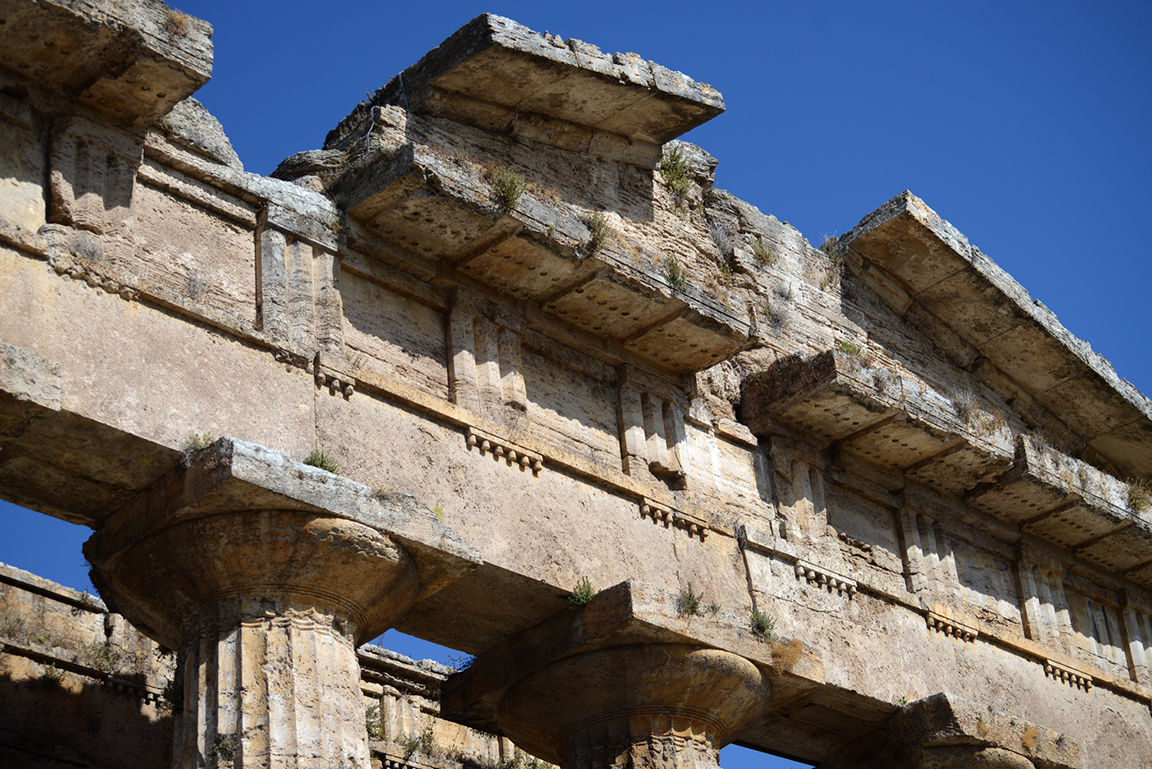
[0,0,212,127]
[893,692,1081,769]
[327,14,724,154]
[841,191,1152,479]
[739,349,1015,496]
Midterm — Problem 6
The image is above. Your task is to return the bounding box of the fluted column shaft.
[174,610,369,769]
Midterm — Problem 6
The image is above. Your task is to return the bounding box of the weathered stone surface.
[159,97,243,169]
[0,0,212,127]
[841,190,1152,479]
[326,14,724,158]
[84,438,480,769]
[0,562,174,769]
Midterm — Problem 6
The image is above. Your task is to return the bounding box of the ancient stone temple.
[1,2,1150,768]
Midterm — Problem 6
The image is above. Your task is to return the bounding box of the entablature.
[841,191,1152,480]
[319,105,751,376]
[740,346,1152,592]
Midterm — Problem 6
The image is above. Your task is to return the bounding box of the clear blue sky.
[3,2,1151,767]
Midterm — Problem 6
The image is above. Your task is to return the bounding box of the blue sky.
[3,2,1151,767]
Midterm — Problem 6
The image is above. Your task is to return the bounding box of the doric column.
[498,644,768,769]
[90,509,418,769]
[83,438,480,769]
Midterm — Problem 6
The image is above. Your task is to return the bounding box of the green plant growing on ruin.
[401,732,423,759]
[40,662,64,686]
[708,602,721,616]
[1129,478,1152,513]
[188,433,215,452]
[433,502,444,522]
[2,612,27,640]
[490,166,526,214]
[752,239,775,267]
[871,369,895,396]
[835,339,862,357]
[749,608,776,640]
[419,726,436,755]
[585,212,611,256]
[678,583,703,616]
[819,233,841,258]
[818,233,844,291]
[365,704,386,741]
[952,390,976,425]
[718,255,735,285]
[303,450,340,474]
[82,640,126,674]
[478,753,535,769]
[663,254,687,291]
[210,734,239,760]
[566,577,598,610]
[952,391,1007,436]
[973,408,1007,436]
[160,677,184,716]
[659,146,692,201]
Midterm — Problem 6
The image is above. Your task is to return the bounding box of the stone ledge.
[327,14,724,157]
[143,132,341,252]
[967,435,1152,579]
[0,0,212,127]
[841,190,1152,479]
[0,561,104,612]
[739,349,1015,497]
[740,349,1152,589]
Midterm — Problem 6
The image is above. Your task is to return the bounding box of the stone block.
[0,0,211,127]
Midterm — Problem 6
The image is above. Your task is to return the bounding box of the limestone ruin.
[1,2,1151,768]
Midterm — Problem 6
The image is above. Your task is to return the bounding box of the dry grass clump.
[164,8,191,36]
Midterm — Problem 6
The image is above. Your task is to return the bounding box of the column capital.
[500,644,768,769]
[85,436,480,649]
[888,693,1081,769]
[442,581,812,769]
